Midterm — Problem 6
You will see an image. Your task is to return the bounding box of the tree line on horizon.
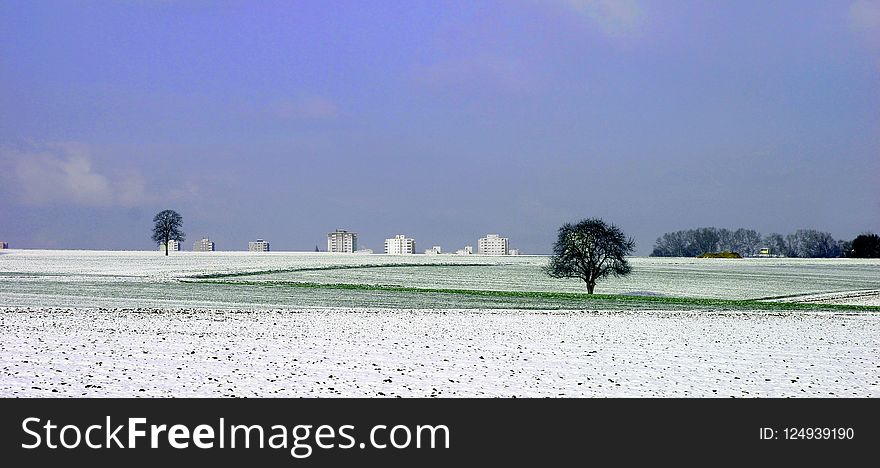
[651,227,880,258]
[148,209,880,262]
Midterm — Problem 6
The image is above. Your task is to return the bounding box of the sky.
[1,0,878,254]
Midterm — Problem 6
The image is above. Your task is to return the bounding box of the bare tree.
[763,233,786,256]
[716,228,733,252]
[731,228,761,256]
[545,218,635,294]
[786,229,841,258]
[652,227,844,258]
[691,227,720,255]
[152,210,186,256]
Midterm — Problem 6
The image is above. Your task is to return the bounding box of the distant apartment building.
[508,248,520,256]
[0,241,8,249]
[478,234,509,256]
[248,239,270,252]
[455,245,473,255]
[425,246,442,255]
[193,237,215,252]
[327,229,357,253]
[159,240,181,252]
[384,235,415,255]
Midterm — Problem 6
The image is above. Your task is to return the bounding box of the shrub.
[697,251,742,259]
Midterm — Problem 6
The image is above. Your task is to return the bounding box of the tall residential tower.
[327,229,357,253]
[478,234,509,255]
[384,235,415,254]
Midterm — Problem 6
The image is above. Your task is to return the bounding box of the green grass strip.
[180,279,880,312]
[188,263,499,279]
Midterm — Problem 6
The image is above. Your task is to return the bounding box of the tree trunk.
[165,242,169,256]
[586,282,595,294]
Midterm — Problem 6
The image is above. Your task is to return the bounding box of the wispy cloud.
[2,143,157,207]
[410,0,645,96]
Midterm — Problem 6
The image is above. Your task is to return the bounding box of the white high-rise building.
[193,237,215,252]
[248,239,270,252]
[478,234,509,256]
[159,240,181,252]
[384,235,415,255]
[425,246,442,255]
[327,229,357,253]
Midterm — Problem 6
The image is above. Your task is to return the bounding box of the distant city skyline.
[1,1,878,255]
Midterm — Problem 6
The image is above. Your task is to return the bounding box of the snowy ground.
[3,250,880,303]
[2,250,879,397]
[2,307,877,397]
[769,290,880,307]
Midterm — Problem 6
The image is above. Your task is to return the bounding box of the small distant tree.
[152,210,185,256]
[850,232,880,258]
[545,218,635,294]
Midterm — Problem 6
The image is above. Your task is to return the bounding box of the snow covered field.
[2,250,879,307]
[1,250,879,397]
[2,308,877,397]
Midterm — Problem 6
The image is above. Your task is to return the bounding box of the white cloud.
[1,143,151,207]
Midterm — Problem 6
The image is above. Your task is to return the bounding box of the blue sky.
[1,0,878,254]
